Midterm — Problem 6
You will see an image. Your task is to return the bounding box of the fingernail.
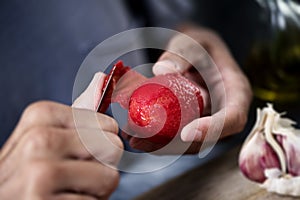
[181,126,202,142]
[152,60,178,75]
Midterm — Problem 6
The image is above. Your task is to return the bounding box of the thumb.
[181,105,247,142]
[152,52,191,76]
[180,117,210,142]
[180,109,226,142]
[72,72,106,111]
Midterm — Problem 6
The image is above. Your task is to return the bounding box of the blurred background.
[1,0,300,199]
[0,0,263,146]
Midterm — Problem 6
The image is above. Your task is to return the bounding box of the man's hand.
[72,26,252,155]
[0,101,123,200]
[127,25,252,153]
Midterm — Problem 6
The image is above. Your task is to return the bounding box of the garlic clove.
[239,131,281,183]
[270,106,300,176]
[280,133,300,176]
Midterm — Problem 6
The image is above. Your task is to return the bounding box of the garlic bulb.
[239,104,300,196]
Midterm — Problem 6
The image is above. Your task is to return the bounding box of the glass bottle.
[245,0,300,104]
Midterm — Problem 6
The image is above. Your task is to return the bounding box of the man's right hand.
[0,101,123,200]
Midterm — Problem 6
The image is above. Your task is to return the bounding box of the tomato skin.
[128,73,203,144]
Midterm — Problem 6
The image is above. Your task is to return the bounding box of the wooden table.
[135,146,299,200]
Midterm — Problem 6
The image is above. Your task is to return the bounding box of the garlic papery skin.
[263,106,287,173]
[239,104,300,197]
[262,168,300,197]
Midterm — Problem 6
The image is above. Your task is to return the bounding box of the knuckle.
[27,161,59,186]
[109,169,120,190]
[23,126,56,154]
[107,134,124,158]
[98,114,119,134]
[99,168,119,197]
[184,26,217,39]
[112,134,124,150]
[204,28,220,38]
[109,118,119,134]
[196,27,221,40]
[24,193,44,200]
[23,101,55,119]
[236,110,248,133]
[95,133,123,165]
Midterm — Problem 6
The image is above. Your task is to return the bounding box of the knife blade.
[96,65,116,113]
[96,61,130,113]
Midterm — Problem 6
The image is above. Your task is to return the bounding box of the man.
[0,1,253,199]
